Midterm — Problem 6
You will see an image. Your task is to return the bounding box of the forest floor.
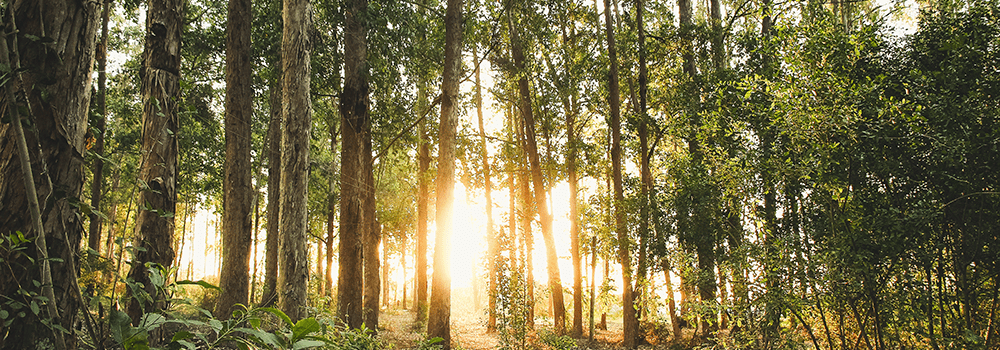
[378,307,694,349]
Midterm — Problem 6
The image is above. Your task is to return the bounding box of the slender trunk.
[251,193,261,304]
[217,0,254,318]
[517,109,536,330]
[326,121,339,298]
[475,47,498,332]
[428,0,463,346]
[664,259,682,337]
[510,14,566,335]
[602,0,637,345]
[635,0,651,332]
[364,215,381,330]
[415,87,431,323]
[278,0,312,322]
[89,0,112,253]
[567,81,583,339]
[127,0,183,324]
[339,0,369,328]
[261,74,282,307]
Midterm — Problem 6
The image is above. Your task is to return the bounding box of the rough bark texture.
[428,0,463,346]
[127,0,183,324]
[261,75,282,307]
[603,0,638,346]
[510,15,567,335]
[216,0,254,319]
[474,48,499,332]
[0,1,99,347]
[415,85,430,323]
[339,0,369,329]
[278,0,312,323]
[89,0,112,253]
[364,216,380,330]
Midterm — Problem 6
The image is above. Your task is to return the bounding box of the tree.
[415,85,431,323]
[428,0,463,346]
[127,0,184,324]
[339,0,369,328]
[278,0,312,322]
[509,4,567,334]
[89,0,113,254]
[474,47,499,332]
[602,0,638,345]
[0,0,100,347]
[216,0,254,318]
[261,73,282,307]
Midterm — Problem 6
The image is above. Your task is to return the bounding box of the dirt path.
[380,308,498,349]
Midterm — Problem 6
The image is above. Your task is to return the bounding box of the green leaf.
[291,339,325,349]
[174,280,221,290]
[29,301,39,315]
[260,307,292,327]
[290,318,320,342]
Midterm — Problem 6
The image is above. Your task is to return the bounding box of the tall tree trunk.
[663,259,682,337]
[339,0,370,329]
[517,142,536,330]
[760,0,781,342]
[428,0,463,346]
[474,47,499,332]
[603,0,638,346]
[127,0,183,324]
[89,0,112,254]
[510,13,567,335]
[567,74,583,339]
[635,0,651,332]
[278,0,312,322]
[0,0,99,345]
[415,84,431,323]
[261,74,282,307]
[217,0,254,319]
[326,121,338,299]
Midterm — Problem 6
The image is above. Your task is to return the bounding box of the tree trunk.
[261,73,282,307]
[0,1,99,346]
[635,0,651,335]
[664,259,681,337]
[603,0,638,346]
[216,0,254,319]
[364,216,381,330]
[415,84,431,323]
[278,0,312,322]
[428,0,463,346]
[475,47,499,333]
[510,14,567,335]
[127,0,183,325]
[89,0,112,254]
[567,76,583,339]
[338,0,369,329]
[517,113,535,330]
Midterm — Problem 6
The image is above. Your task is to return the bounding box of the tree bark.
[339,0,370,329]
[635,0,651,335]
[428,0,463,346]
[278,0,312,322]
[89,0,112,254]
[510,13,567,335]
[364,216,381,330]
[603,0,638,346]
[216,0,254,319]
[0,1,101,340]
[261,73,282,307]
[126,0,183,325]
[567,75,583,339]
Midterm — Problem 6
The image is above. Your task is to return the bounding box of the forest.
[0,0,998,348]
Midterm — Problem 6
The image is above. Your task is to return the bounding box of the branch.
[372,93,443,162]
